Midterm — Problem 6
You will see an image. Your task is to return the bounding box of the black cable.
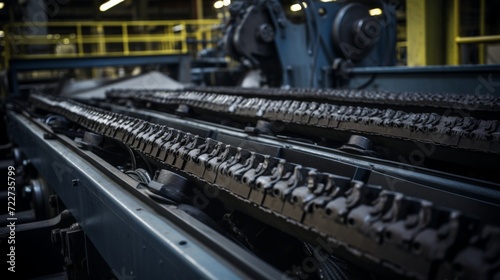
[304,242,350,280]
[135,150,154,177]
[119,143,137,170]
[127,146,137,170]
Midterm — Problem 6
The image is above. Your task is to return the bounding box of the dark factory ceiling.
[0,0,217,26]
[2,0,500,30]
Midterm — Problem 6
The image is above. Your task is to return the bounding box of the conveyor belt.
[30,93,500,280]
[185,86,500,112]
[106,89,500,155]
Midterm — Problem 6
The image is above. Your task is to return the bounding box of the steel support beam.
[446,0,460,65]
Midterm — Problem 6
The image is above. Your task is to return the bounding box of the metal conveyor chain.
[185,86,500,111]
[30,93,500,280]
[106,89,500,154]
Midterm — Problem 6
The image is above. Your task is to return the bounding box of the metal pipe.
[456,35,500,44]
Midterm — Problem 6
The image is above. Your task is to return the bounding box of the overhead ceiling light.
[222,0,231,6]
[99,0,124,12]
[214,1,223,9]
[290,4,301,12]
[369,8,383,16]
[0,2,5,9]
[0,30,4,38]
[290,2,307,12]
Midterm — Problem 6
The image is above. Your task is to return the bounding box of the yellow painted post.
[122,23,129,55]
[453,0,460,64]
[163,26,168,52]
[76,23,84,56]
[96,24,106,55]
[406,0,444,66]
[167,24,172,53]
[181,22,187,53]
[196,0,203,19]
[406,0,425,66]
[191,0,203,19]
[445,0,460,65]
[207,26,213,49]
[479,0,485,64]
[196,28,201,52]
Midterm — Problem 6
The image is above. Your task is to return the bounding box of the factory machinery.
[1,0,500,280]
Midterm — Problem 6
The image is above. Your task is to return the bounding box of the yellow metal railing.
[2,19,221,68]
[453,0,500,64]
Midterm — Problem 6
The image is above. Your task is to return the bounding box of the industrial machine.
[1,0,500,280]
[223,0,396,88]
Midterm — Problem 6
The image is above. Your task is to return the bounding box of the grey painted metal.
[347,65,500,94]
[7,111,284,280]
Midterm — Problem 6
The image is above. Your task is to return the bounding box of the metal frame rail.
[5,110,283,280]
